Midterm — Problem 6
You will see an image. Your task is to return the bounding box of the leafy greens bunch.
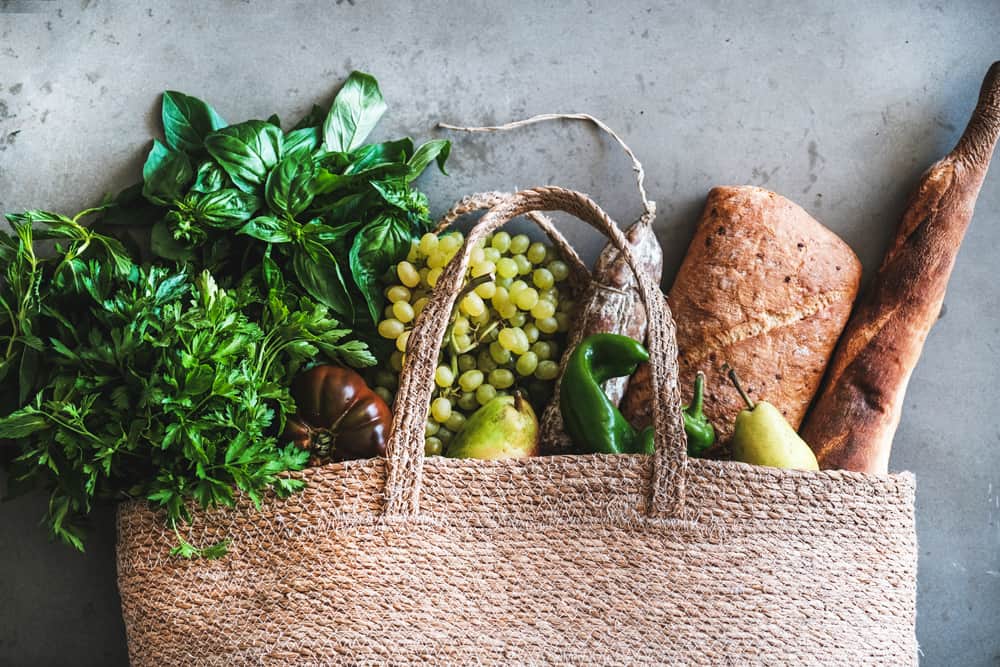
[141,70,450,331]
[0,71,446,553]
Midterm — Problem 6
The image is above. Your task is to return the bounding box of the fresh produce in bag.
[371,229,575,456]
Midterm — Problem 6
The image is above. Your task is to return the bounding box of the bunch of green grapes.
[370,230,575,456]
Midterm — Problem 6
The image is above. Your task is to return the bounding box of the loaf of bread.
[800,62,1000,474]
[621,186,861,445]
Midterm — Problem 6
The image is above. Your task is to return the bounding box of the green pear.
[728,369,819,471]
[445,392,539,460]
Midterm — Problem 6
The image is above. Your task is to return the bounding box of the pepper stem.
[726,367,755,410]
[690,371,705,415]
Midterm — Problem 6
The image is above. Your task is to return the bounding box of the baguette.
[621,186,861,446]
[801,62,1000,474]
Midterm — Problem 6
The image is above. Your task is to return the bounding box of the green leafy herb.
[1,71,448,555]
[142,140,194,205]
[323,71,387,153]
[204,120,284,193]
[161,90,227,154]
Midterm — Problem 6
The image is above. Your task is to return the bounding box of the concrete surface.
[1,1,998,664]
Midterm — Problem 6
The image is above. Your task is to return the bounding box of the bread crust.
[622,186,861,446]
[800,61,1000,474]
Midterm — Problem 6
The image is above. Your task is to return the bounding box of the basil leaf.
[265,155,316,219]
[151,218,194,261]
[239,215,293,244]
[266,113,281,128]
[407,139,451,181]
[261,253,284,293]
[323,71,387,153]
[284,127,321,159]
[312,162,409,198]
[345,138,414,174]
[204,120,284,194]
[142,139,194,205]
[191,189,261,229]
[370,179,411,211]
[310,168,358,196]
[309,191,369,225]
[292,104,325,131]
[302,218,362,249]
[293,242,353,319]
[349,213,412,323]
[190,161,229,194]
[161,91,227,154]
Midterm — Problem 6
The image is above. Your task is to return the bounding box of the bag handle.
[382,186,687,520]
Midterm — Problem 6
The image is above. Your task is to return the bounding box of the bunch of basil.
[140,70,449,331]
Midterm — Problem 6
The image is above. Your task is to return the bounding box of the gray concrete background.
[0,1,998,664]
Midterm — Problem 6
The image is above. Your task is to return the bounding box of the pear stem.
[727,367,755,410]
[512,389,526,411]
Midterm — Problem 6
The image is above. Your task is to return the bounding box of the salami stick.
[441,114,663,452]
[801,62,1000,474]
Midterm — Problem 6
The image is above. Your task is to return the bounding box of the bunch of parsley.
[0,72,447,554]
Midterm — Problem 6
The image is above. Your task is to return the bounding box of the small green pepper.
[560,334,653,455]
[682,371,716,457]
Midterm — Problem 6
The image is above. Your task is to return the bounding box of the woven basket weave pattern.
[116,187,918,666]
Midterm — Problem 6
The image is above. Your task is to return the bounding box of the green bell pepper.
[560,334,653,455]
[560,334,717,457]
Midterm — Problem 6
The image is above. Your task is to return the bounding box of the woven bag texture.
[116,187,918,666]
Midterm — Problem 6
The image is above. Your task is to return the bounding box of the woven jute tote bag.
[116,186,918,666]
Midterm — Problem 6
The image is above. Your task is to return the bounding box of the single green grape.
[509,234,530,254]
[548,260,570,282]
[397,261,420,288]
[459,369,485,392]
[532,267,554,289]
[490,341,512,365]
[378,318,405,340]
[458,354,477,372]
[457,391,478,412]
[445,412,466,433]
[527,242,547,264]
[419,232,439,256]
[535,360,560,380]
[514,287,539,311]
[530,299,555,320]
[516,351,539,376]
[435,365,455,388]
[491,231,511,252]
[393,300,415,324]
[431,397,452,422]
[475,383,497,406]
[489,368,515,389]
[425,437,443,456]
[531,341,553,360]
